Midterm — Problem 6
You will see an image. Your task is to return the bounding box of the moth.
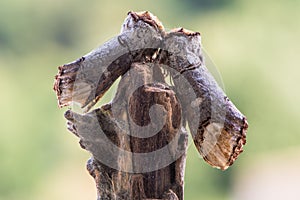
[54,11,248,170]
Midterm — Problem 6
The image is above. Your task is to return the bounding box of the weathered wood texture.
[54,11,248,200]
[65,63,187,199]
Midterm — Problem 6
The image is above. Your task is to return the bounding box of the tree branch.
[65,63,187,199]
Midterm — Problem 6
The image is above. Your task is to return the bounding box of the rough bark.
[65,63,187,199]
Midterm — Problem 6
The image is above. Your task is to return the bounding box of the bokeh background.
[1,0,300,199]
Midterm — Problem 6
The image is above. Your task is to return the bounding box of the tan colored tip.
[127,11,165,32]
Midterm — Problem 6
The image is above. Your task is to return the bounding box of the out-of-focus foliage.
[180,0,234,11]
[0,0,299,200]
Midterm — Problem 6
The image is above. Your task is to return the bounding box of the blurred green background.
[1,0,300,199]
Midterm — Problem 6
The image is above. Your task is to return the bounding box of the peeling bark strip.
[54,11,248,199]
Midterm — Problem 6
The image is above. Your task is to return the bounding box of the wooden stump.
[65,63,187,199]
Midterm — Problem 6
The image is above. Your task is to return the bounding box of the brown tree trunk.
[65,63,187,199]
